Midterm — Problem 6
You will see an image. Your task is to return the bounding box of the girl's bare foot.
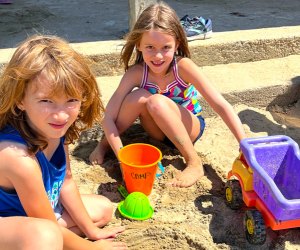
[168,160,204,188]
[89,140,109,165]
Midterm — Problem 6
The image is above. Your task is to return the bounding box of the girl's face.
[138,29,178,76]
[18,73,82,141]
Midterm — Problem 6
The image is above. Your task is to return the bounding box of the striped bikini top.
[140,58,202,116]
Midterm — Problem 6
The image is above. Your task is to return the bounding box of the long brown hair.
[0,35,104,153]
[121,1,190,71]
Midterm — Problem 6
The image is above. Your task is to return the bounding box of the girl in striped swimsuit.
[90,2,246,188]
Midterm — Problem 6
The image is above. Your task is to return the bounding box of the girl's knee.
[125,88,152,104]
[21,219,63,250]
[85,194,113,226]
[97,196,113,223]
[146,94,167,113]
[37,220,63,249]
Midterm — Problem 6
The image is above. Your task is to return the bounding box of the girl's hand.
[93,238,128,250]
[87,225,126,241]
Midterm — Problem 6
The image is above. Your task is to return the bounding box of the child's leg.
[89,136,110,165]
[0,217,63,250]
[90,89,203,187]
[143,94,204,187]
[89,88,159,164]
[58,194,114,236]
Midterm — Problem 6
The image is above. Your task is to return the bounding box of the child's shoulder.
[176,57,194,68]
[127,63,144,74]
[177,57,198,73]
[176,57,202,83]
[123,63,144,83]
[0,139,33,179]
[0,126,30,162]
[0,140,30,162]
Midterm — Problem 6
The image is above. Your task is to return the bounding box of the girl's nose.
[52,109,69,121]
[154,50,163,59]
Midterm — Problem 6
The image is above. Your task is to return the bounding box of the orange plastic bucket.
[118,143,162,196]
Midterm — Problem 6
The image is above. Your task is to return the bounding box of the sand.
[2,1,300,249]
[69,101,300,250]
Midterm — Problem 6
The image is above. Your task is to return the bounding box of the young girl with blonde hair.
[0,34,127,250]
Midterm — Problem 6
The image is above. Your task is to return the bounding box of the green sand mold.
[118,192,154,220]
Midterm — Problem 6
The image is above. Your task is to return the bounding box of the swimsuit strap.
[140,58,189,89]
[172,58,189,88]
[140,62,148,88]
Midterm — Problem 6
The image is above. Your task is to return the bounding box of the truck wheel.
[225,179,243,210]
[244,210,266,245]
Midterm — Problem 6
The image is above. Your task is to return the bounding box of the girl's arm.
[60,145,124,240]
[3,143,123,250]
[102,66,142,157]
[178,58,246,142]
[3,143,57,221]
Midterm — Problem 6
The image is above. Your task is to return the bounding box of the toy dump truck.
[225,135,300,245]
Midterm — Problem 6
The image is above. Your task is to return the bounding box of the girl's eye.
[146,45,153,50]
[68,98,80,103]
[66,98,81,109]
[163,46,171,51]
[40,99,52,103]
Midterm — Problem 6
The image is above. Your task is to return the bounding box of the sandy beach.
[1,1,300,249]
[69,101,300,250]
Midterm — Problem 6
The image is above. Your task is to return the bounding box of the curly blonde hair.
[121,1,190,70]
[0,34,104,153]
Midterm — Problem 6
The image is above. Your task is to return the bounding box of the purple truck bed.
[240,135,300,221]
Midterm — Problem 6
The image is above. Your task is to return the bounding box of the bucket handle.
[156,162,165,178]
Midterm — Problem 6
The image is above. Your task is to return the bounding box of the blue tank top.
[0,126,66,216]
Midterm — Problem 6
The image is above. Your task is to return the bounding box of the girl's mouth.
[49,123,67,129]
[151,61,164,67]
